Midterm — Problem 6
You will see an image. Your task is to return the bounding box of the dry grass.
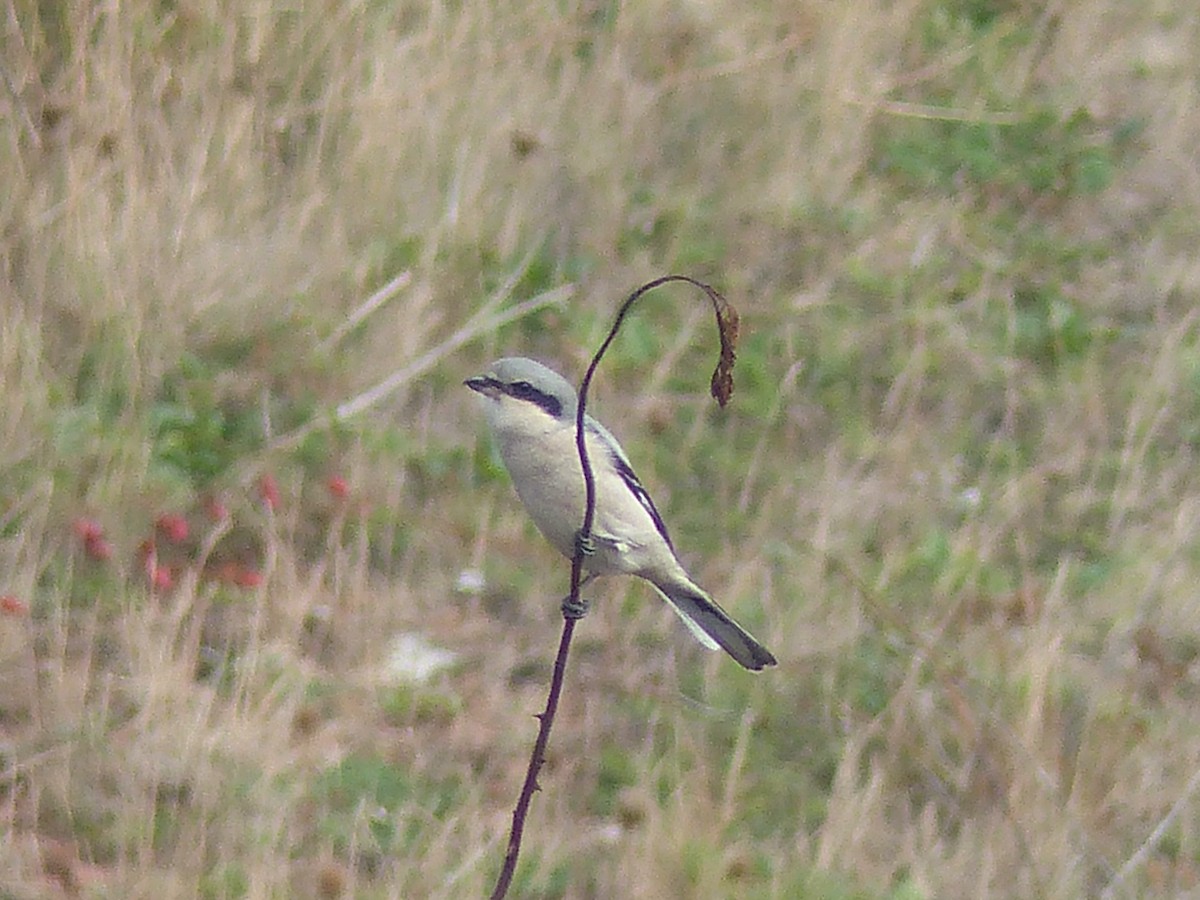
[4,0,1200,897]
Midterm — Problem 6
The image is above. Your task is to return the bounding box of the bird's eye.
[510,380,535,399]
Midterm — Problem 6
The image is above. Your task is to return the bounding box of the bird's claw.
[574,531,596,557]
[561,594,589,619]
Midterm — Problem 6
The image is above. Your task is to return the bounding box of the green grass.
[3,1,1200,897]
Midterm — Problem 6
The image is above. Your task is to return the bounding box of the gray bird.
[466,357,776,671]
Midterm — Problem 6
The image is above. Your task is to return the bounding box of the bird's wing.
[586,415,675,553]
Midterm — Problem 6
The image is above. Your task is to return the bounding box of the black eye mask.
[505,379,563,418]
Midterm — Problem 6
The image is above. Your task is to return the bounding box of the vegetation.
[3,1,1200,897]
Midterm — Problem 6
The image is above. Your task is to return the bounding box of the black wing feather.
[606,445,675,552]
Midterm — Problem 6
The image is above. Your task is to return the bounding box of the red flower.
[73,518,113,561]
[202,494,229,522]
[72,518,104,542]
[150,565,175,591]
[327,475,350,500]
[0,595,29,616]
[258,474,280,511]
[232,567,264,588]
[155,513,189,543]
[84,536,114,561]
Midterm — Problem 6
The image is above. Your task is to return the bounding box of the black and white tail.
[653,581,777,671]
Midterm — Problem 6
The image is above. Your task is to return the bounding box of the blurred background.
[2,1,1200,897]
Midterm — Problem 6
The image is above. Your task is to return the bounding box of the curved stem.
[489,274,738,898]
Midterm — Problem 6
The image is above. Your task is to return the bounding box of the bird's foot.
[573,530,596,558]
[561,594,589,619]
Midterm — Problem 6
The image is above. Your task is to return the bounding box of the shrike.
[466,357,776,671]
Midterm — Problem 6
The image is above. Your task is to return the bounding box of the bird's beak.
[464,375,496,397]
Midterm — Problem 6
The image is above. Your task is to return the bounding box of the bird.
[465,357,776,671]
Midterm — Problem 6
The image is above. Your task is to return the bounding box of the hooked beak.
[464,374,498,397]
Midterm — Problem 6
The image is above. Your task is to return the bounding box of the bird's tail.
[651,579,777,671]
